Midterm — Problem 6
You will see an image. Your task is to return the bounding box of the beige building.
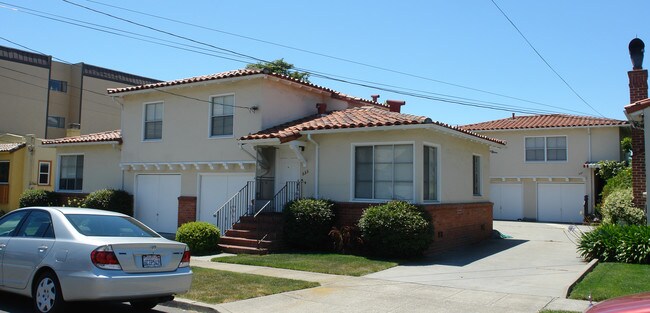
[0,45,160,139]
[462,115,629,223]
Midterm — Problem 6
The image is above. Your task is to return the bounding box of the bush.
[601,188,646,225]
[578,224,650,264]
[283,198,335,250]
[601,167,632,200]
[64,197,85,208]
[358,201,433,258]
[175,222,220,255]
[18,189,58,207]
[84,189,133,216]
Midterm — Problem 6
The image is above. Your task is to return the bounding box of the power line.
[490,0,605,117]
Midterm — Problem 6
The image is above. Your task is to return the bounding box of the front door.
[275,157,301,194]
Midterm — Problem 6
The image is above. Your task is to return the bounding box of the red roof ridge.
[42,129,122,145]
[0,142,26,153]
[461,113,628,131]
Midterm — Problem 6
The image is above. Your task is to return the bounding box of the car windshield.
[65,214,160,237]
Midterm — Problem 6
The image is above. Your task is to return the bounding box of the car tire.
[130,299,159,311]
[32,271,66,313]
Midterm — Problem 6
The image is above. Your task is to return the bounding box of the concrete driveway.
[366,221,590,297]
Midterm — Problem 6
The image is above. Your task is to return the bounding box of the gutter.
[307,134,319,199]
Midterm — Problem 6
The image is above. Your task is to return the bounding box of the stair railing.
[253,180,302,217]
[212,181,255,235]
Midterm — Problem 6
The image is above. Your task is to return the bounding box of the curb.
[565,258,599,298]
[162,298,222,313]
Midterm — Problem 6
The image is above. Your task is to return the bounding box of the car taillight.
[179,247,190,268]
[91,245,122,270]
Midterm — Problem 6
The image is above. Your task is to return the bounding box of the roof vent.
[386,100,405,113]
[316,103,327,115]
[629,38,645,70]
[370,94,380,102]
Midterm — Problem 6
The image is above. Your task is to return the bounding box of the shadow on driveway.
[404,238,529,267]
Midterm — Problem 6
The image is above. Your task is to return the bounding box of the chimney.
[512,113,515,119]
[370,94,380,102]
[629,38,648,103]
[386,100,405,113]
[316,103,327,115]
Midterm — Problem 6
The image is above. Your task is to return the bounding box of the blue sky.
[1,1,648,125]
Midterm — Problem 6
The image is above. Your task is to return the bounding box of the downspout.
[587,127,593,215]
[307,134,319,199]
[113,96,125,190]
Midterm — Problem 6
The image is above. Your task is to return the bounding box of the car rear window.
[65,214,160,237]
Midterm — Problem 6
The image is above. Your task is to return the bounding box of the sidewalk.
[168,255,593,313]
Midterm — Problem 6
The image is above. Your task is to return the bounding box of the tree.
[246,59,310,82]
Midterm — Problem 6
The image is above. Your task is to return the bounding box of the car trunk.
[111,242,186,273]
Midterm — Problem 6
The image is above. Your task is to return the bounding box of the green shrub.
[175,222,220,255]
[283,198,335,250]
[18,189,58,207]
[601,167,632,200]
[601,188,645,225]
[84,189,133,216]
[578,224,650,264]
[358,201,433,258]
[64,197,85,208]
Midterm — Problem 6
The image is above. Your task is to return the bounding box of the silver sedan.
[0,207,193,313]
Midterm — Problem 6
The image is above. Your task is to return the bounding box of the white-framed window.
[58,155,83,191]
[210,94,234,137]
[144,102,163,140]
[473,155,481,196]
[0,161,8,184]
[423,145,439,201]
[525,136,567,162]
[38,161,51,186]
[354,144,414,201]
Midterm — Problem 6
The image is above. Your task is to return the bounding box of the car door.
[0,210,29,287]
[2,210,56,290]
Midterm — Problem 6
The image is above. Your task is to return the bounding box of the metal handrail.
[253,180,302,217]
[212,181,255,235]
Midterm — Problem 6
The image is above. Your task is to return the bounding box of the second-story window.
[49,79,67,93]
[210,95,234,137]
[144,102,163,140]
[525,136,567,162]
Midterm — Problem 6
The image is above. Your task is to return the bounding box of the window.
[473,155,481,196]
[144,102,163,140]
[59,155,83,191]
[38,161,51,186]
[525,136,567,162]
[354,144,413,200]
[0,161,8,184]
[423,145,438,201]
[0,211,28,237]
[65,214,158,237]
[47,116,65,128]
[49,79,67,93]
[210,95,234,137]
[16,210,54,238]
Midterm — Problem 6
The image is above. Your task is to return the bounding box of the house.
[98,68,504,253]
[0,134,56,212]
[461,114,628,223]
[623,37,649,222]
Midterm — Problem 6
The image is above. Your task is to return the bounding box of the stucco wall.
[55,144,123,194]
[0,60,49,137]
[80,76,131,135]
[0,147,25,211]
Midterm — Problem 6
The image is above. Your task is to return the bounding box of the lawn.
[213,252,399,276]
[570,262,650,301]
[181,266,319,304]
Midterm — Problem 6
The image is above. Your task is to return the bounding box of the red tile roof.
[42,130,122,145]
[625,98,650,115]
[240,106,505,145]
[0,142,25,153]
[460,114,628,131]
[107,69,385,108]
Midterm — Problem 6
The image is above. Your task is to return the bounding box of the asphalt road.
[0,291,202,313]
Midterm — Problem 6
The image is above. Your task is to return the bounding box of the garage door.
[198,174,255,227]
[490,183,524,221]
[135,174,181,234]
[537,183,584,223]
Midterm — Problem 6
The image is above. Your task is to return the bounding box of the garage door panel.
[135,175,180,234]
[538,183,584,223]
[490,183,523,221]
[199,174,254,226]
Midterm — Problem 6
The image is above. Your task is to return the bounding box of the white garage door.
[490,183,524,221]
[537,183,585,223]
[199,174,255,227]
[135,174,181,234]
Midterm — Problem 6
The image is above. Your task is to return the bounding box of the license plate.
[142,254,162,268]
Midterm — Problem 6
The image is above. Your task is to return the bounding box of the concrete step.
[219,236,278,249]
[226,229,281,240]
[218,244,268,255]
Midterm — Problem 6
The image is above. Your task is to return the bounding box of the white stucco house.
[461,114,629,223]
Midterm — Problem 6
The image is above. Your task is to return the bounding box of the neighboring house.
[0,44,160,139]
[100,68,504,252]
[41,130,123,197]
[461,114,628,223]
[623,38,649,221]
[0,133,56,212]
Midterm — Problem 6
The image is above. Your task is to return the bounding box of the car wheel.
[33,271,65,313]
[130,299,159,311]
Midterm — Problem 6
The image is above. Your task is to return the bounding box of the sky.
[1,1,648,126]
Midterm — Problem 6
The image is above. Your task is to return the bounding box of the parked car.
[0,207,192,312]
[585,292,650,313]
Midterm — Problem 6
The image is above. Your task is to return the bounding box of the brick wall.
[178,196,197,226]
[333,202,493,254]
[629,69,648,210]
